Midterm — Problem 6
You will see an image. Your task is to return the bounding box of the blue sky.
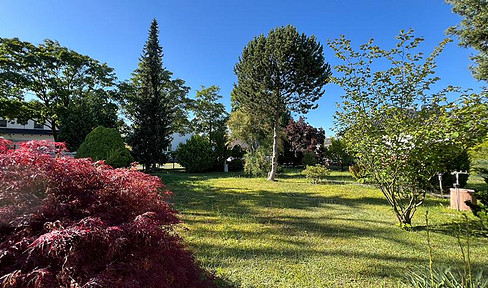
[0,0,483,135]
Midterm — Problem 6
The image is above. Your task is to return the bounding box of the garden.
[2,0,488,287]
[158,169,488,287]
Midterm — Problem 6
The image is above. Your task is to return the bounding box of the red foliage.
[0,139,214,288]
[285,117,326,160]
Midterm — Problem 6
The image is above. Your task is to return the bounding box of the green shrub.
[76,126,133,168]
[228,158,244,172]
[407,267,488,288]
[176,135,214,173]
[244,147,271,177]
[472,159,488,184]
[467,190,488,229]
[302,151,317,167]
[349,164,368,182]
[301,164,330,184]
[470,137,488,184]
[107,148,134,169]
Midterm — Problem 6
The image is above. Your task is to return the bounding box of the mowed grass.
[154,169,488,288]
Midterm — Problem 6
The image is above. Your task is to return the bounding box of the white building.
[0,118,53,148]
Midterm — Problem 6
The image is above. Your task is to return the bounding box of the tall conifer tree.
[128,19,188,170]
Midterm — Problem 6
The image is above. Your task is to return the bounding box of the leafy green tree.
[58,90,119,151]
[0,37,116,140]
[324,137,354,171]
[76,126,133,168]
[190,85,229,168]
[176,135,214,173]
[329,30,488,228]
[470,136,488,184]
[447,0,488,81]
[228,109,271,153]
[124,19,189,171]
[190,85,228,144]
[233,25,332,181]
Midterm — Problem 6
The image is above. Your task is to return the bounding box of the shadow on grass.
[154,170,487,286]
[412,218,487,238]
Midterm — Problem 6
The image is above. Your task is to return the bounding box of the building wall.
[0,118,54,148]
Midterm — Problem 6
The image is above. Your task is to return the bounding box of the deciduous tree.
[0,38,117,140]
[285,116,325,164]
[329,30,488,228]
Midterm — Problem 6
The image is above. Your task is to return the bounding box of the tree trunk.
[51,121,58,142]
[267,119,279,181]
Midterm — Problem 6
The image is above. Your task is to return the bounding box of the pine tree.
[233,25,331,181]
[128,19,189,170]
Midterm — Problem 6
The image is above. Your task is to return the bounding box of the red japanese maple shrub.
[0,139,214,288]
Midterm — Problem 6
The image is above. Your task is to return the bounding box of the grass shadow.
[413,219,487,238]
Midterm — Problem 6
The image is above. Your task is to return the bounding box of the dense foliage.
[0,38,116,140]
[284,117,325,165]
[447,0,488,82]
[467,190,488,229]
[233,25,332,180]
[244,146,271,177]
[323,137,354,171]
[329,30,488,227]
[189,86,229,170]
[0,139,214,287]
[301,164,330,184]
[302,151,317,167]
[58,90,119,151]
[470,137,488,184]
[348,164,369,183]
[76,126,133,168]
[176,135,214,173]
[123,20,189,171]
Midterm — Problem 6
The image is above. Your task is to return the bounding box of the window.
[34,121,44,129]
[0,119,6,127]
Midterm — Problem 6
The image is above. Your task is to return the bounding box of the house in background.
[0,118,53,148]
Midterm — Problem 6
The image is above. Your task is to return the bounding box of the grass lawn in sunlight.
[154,169,488,288]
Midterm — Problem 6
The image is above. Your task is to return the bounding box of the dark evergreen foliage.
[176,135,214,173]
[125,20,189,171]
[76,126,133,168]
[233,25,332,180]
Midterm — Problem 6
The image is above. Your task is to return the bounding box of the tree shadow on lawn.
[413,218,487,239]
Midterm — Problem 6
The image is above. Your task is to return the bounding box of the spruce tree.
[128,19,188,170]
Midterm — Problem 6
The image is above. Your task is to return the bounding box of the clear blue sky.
[0,0,483,135]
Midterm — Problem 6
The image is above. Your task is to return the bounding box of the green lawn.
[154,169,488,288]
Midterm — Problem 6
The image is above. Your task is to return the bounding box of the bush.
[302,151,317,167]
[467,190,488,229]
[76,126,133,168]
[470,137,488,184]
[349,164,369,182]
[0,139,214,287]
[228,158,244,172]
[472,159,488,184]
[176,135,214,173]
[301,164,330,184]
[407,267,488,288]
[244,147,271,177]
